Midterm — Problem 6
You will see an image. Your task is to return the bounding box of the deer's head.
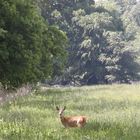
[56,106,66,117]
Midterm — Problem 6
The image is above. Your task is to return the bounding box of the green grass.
[0,84,140,140]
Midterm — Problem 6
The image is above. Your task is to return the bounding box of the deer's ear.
[63,106,66,110]
[56,106,59,111]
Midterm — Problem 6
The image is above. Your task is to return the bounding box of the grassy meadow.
[0,84,140,140]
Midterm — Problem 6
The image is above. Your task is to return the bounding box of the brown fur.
[56,106,87,128]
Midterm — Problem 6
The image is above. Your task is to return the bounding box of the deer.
[56,106,87,128]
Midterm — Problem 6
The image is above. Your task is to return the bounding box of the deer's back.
[61,116,86,127]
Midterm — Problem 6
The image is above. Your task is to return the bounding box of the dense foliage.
[0,0,67,89]
[38,0,140,85]
[0,0,140,88]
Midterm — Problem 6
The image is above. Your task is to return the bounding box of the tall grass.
[0,84,140,140]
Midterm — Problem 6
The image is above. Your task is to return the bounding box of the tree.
[0,0,67,89]
[103,32,140,83]
[37,0,140,85]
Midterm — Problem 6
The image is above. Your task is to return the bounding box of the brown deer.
[56,106,87,128]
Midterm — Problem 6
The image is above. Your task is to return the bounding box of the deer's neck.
[60,115,65,120]
[60,115,67,126]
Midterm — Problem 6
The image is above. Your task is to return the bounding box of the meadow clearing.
[0,84,140,140]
